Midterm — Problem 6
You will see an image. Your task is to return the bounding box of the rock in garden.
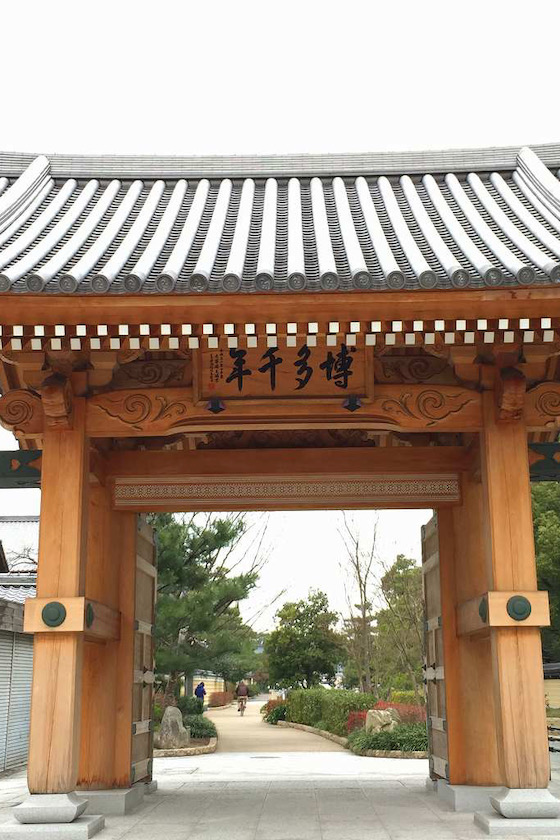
[365,709,400,733]
[154,706,191,749]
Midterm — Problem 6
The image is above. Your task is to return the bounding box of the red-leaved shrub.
[346,701,426,733]
[261,698,285,717]
[373,700,426,723]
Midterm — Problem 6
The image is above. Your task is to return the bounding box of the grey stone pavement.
[0,700,559,840]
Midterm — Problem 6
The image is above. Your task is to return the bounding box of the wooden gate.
[421,513,448,781]
[131,517,157,786]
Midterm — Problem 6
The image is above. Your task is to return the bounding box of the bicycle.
[237,696,247,716]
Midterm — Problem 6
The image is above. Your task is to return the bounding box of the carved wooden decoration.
[375,354,451,384]
[86,384,482,437]
[0,389,44,437]
[113,473,461,512]
[41,375,73,429]
[525,382,560,430]
[496,367,526,422]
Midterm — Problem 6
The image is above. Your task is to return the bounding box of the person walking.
[194,681,206,708]
[235,680,249,715]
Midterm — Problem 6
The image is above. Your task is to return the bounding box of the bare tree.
[339,512,379,693]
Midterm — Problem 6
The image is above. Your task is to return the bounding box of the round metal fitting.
[42,601,67,627]
[506,595,532,621]
[85,603,95,628]
[478,596,488,623]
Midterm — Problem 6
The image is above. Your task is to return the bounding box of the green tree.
[266,590,344,688]
[151,513,264,700]
[532,483,560,662]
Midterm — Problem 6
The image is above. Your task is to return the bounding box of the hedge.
[184,714,218,739]
[208,691,234,707]
[390,690,424,705]
[286,689,378,737]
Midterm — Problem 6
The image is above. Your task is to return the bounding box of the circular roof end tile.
[189,273,210,293]
[222,274,242,293]
[255,273,274,291]
[320,272,339,291]
[517,266,536,285]
[287,272,306,291]
[124,274,142,293]
[483,267,503,286]
[91,274,110,293]
[418,270,438,289]
[352,271,370,290]
[58,274,78,293]
[450,267,470,289]
[0,275,11,292]
[155,273,176,293]
[386,271,406,290]
[26,274,44,292]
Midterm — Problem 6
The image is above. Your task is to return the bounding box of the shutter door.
[0,632,13,772]
[421,513,448,781]
[131,517,157,785]
[5,633,33,771]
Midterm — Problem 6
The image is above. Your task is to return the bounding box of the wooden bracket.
[496,367,526,422]
[40,374,73,429]
[456,590,550,636]
[24,596,120,642]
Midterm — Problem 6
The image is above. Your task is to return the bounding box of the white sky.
[0,0,556,627]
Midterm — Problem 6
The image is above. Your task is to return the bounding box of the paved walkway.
[0,709,559,839]
[206,698,343,752]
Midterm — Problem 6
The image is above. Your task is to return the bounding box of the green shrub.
[178,696,204,716]
[153,703,163,725]
[264,703,287,725]
[184,714,217,739]
[347,723,428,754]
[247,684,260,697]
[390,690,424,705]
[286,689,378,737]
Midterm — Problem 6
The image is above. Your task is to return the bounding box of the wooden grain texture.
[2,287,560,326]
[445,470,503,785]
[481,393,550,788]
[27,399,89,794]
[77,484,137,790]
[107,446,474,480]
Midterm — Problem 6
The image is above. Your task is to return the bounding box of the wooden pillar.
[27,400,89,794]
[438,394,549,789]
[77,484,137,790]
[480,392,549,789]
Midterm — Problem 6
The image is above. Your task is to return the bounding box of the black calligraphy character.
[294,344,313,391]
[258,347,283,391]
[226,348,252,392]
[320,344,355,389]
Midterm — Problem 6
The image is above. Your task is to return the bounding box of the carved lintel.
[0,389,44,437]
[41,375,73,430]
[496,367,526,422]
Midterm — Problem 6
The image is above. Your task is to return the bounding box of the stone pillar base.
[490,788,560,819]
[436,780,505,811]
[144,779,158,795]
[0,815,105,839]
[475,811,560,836]
[79,785,144,816]
[13,793,88,824]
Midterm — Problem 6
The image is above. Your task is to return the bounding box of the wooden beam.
[2,287,560,326]
[27,399,89,795]
[456,591,550,636]
[24,596,120,641]
[107,446,474,480]
[86,384,482,437]
[480,392,550,789]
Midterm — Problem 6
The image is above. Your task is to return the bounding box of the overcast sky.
[1,0,557,628]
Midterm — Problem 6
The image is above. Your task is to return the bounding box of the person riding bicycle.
[235,680,249,714]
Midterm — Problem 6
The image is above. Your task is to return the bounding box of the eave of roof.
[2,142,560,179]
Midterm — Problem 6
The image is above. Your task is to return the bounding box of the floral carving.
[376,355,450,384]
[99,359,192,392]
[526,382,560,429]
[0,390,44,435]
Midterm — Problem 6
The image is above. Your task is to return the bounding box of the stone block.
[436,780,505,811]
[144,780,158,794]
[14,794,87,824]
[365,708,400,734]
[490,787,560,818]
[0,816,104,839]
[475,810,560,835]
[79,785,143,815]
[153,706,190,750]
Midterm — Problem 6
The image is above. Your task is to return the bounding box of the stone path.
[205,698,343,753]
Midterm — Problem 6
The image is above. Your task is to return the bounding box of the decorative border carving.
[114,473,461,511]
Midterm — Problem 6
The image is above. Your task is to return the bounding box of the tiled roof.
[0,146,560,295]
